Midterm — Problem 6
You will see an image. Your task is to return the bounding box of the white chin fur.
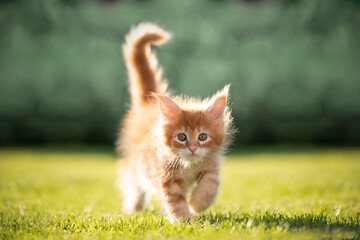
[178,149,207,164]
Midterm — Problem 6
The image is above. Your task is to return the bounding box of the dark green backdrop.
[1,0,360,145]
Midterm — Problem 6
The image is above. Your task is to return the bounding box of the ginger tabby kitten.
[116,22,233,222]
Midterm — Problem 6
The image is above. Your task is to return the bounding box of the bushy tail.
[123,22,171,107]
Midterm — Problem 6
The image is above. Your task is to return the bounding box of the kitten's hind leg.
[120,169,145,214]
[122,184,145,214]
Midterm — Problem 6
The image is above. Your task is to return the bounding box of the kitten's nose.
[188,145,197,154]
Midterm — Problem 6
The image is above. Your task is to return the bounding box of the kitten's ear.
[207,85,229,119]
[154,95,182,121]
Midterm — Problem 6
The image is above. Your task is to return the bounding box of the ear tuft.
[207,85,229,119]
[154,94,181,121]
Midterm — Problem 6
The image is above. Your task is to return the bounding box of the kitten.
[116,22,233,222]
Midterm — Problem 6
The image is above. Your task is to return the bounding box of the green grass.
[0,147,359,239]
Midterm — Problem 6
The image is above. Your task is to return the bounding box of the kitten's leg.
[121,170,145,214]
[189,170,219,213]
[161,180,192,222]
[122,184,145,214]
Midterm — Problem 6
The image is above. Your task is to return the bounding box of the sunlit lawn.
[0,147,359,239]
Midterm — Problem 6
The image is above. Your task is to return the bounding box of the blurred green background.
[1,0,360,146]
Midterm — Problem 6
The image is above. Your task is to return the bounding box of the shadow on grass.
[196,211,360,232]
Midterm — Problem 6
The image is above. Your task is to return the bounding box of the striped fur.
[117,22,234,222]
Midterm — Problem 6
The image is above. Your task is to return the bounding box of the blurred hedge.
[0,0,360,145]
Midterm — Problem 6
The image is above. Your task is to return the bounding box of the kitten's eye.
[198,133,207,141]
[177,133,187,141]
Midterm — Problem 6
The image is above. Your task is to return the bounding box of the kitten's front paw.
[189,200,204,214]
[168,213,192,223]
[189,206,198,215]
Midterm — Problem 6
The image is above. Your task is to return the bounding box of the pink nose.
[188,145,197,154]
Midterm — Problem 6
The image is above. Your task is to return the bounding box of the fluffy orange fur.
[117,22,233,222]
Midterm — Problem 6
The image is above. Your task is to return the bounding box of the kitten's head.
[155,86,232,163]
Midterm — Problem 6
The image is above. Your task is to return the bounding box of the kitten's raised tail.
[123,22,171,107]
